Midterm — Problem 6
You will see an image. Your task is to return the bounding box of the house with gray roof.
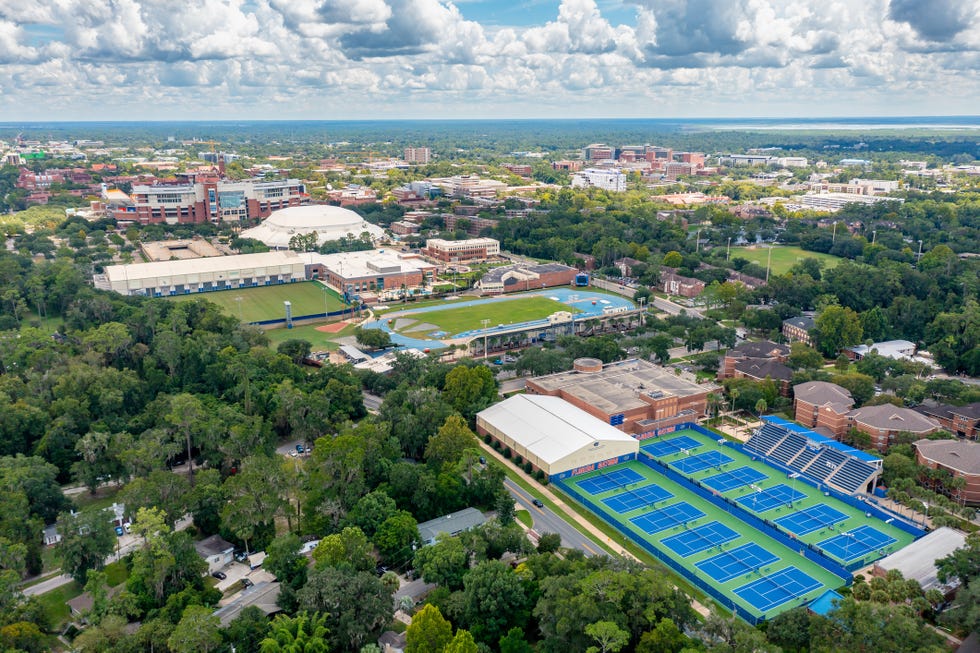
[848,405,941,452]
[915,439,980,504]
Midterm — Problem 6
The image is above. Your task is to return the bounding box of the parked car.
[241,578,253,588]
[114,526,124,536]
[296,444,305,454]
[531,499,544,508]
[211,571,227,580]
[123,523,131,534]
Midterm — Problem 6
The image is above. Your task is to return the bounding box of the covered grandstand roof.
[477,394,637,465]
[763,416,880,464]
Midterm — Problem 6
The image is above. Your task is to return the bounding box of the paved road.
[651,296,704,319]
[362,391,383,412]
[504,478,600,557]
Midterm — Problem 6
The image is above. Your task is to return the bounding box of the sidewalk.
[479,440,712,619]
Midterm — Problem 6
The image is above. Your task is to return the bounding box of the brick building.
[476,263,576,295]
[782,315,817,346]
[848,405,942,451]
[525,358,715,436]
[719,340,790,380]
[915,439,980,505]
[117,178,307,224]
[793,381,855,437]
[423,237,500,262]
[914,402,980,440]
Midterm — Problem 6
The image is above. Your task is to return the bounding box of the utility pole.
[726,237,731,261]
[481,318,490,358]
[765,245,772,284]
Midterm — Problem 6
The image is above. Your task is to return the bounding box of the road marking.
[581,542,598,556]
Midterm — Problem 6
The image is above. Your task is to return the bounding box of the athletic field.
[388,296,580,337]
[728,246,840,276]
[560,459,845,623]
[170,282,347,322]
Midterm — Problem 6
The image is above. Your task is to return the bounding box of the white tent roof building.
[241,205,385,249]
[476,394,639,478]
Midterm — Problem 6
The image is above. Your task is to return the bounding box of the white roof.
[477,395,637,465]
[875,527,966,592]
[105,251,302,283]
[300,250,432,278]
[242,205,384,248]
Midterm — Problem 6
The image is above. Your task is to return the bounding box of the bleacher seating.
[746,424,787,455]
[806,449,850,482]
[788,445,820,472]
[768,434,808,466]
[827,458,877,494]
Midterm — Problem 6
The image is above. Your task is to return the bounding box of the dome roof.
[242,205,385,249]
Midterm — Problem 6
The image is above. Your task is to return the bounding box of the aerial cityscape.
[0,1,979,653]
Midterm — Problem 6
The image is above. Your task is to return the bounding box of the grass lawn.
[71,486,122,512]
[391,297,580,337]
[728,246,841,276]
[562,457,845,623]
[170,282,347,322]
[515,510,532,528]
[38,581,82,630]
[262,322,358,351]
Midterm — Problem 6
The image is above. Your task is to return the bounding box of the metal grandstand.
[745,416,882,496]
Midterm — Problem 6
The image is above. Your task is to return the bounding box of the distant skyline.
[1,0,978,121]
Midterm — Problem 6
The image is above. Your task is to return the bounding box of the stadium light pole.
[481,318,490,358]
[235,296,243,322]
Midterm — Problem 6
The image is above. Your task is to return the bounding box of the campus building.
[719,340,791,380]
[404,147,431,164]
[115,178,307,224]
[570,168,627,192]
[301,250,437,300]
[100,251,308,296]
[782,315,817,346]
[423,237,500,262]
[914,439,980,505]
[848,405,942,452]
[476,394,639,479]
[241,205,385,249]
[525,358,715,436]
[914,402,980,440]
[476,263,577,295]
[794,381,855,437]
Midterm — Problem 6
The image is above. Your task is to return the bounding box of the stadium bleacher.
[827,458,878,494]
[806,449,850,482]
[746,424,788,456]
[748,418,882,497]
[788,445,819,472]
[768,434,808,466]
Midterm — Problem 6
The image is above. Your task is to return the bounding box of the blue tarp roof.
[808,589,843,616]
[762,416,881,464]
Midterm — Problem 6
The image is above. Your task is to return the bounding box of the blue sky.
[0,0,978,120]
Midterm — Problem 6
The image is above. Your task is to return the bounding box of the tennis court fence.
[639,456,852,580]
[554,479,767,625]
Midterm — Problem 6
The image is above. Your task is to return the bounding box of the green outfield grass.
[170,282,347,322]
[644,429,916,565]
[262,322,358,350]
[565,459,845,623]
[728,246,841,276]
[389,296,581,337]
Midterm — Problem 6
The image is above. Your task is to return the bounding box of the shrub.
[523,462,533,474]
[503,448,512,459]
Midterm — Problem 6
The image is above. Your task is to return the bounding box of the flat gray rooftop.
[530,358,712,415]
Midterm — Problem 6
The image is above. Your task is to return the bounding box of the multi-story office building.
[404,147,431,164]
[570,168,627,192]
[116,178,307,224]
[423,237,500,262]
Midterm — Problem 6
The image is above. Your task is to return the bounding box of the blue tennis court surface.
[661,521,740,557]
[643,435,701,458]
[671,451,734,474]
[734,566,822,612]
[577,468,644,495]
[819,525,897,561]
[776,504,850,536]
[696,543,780,583]
[629,502,704,535]
[601,485,674,513]
[702,466,768,492]
[735,484,806,512]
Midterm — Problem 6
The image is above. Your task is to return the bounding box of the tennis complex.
[477,393,924,624]
[554,425,921,623]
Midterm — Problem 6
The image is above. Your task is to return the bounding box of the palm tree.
[755,399,768,417]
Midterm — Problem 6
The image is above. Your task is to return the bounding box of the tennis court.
[577,468,645,495]
[696,543,780,583]
[702,466,769,492]
[735,484,806,512]
[602,485,674,514]
[662,521,740,557]
[671,451,734,474]
[629,501,704,535]
[776,505,850,536]
[643,435,702,458]
[819,525,897,562]
[733,566,823,613]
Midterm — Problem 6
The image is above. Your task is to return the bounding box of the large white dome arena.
[241,205,386,249]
